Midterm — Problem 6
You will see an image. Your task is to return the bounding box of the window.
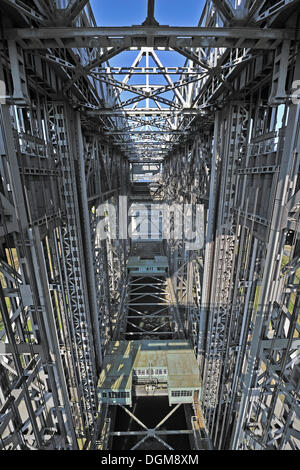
[181,390,192,397]
[134,368,166,377]
[102,392,107,398]
[171,390,193,398]
[108,391,129,399]
[134,369,146,376]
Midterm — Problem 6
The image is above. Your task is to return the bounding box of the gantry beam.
[86,108,204,116]
[92,67,209,75]
[2,26,298,50]
[105,131,188,135]
[1,0,300,453]
[66,0,89,22]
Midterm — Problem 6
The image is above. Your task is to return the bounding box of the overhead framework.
[0,0,300,451]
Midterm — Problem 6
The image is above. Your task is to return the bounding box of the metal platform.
[98,340,201,406]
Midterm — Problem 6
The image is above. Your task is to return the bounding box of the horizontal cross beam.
[129,159,163,163]
[0,343,43,354]
[110,430,193,436]
[86,108,202,116]
[93,67,208,75]
[105,130,187,134]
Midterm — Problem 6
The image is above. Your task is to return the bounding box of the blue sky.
[88,1,206,107]
[89,0,205,26]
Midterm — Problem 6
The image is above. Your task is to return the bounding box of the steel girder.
[0,92,78,449]
[2,25,297,50]
[230,49,300,451]
[1,0,300,452]
[194,35,300,449]
[0,4,129,449]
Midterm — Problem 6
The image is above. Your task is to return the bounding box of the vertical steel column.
[198,112,219,373]
[74,112,103,370]
[46,102,98,433]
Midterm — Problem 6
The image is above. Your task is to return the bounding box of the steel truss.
[0,1,129,448]
[111,403,193,451]
[122,275,174,340]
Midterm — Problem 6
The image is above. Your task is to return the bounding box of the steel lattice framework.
[0,0,299,451]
